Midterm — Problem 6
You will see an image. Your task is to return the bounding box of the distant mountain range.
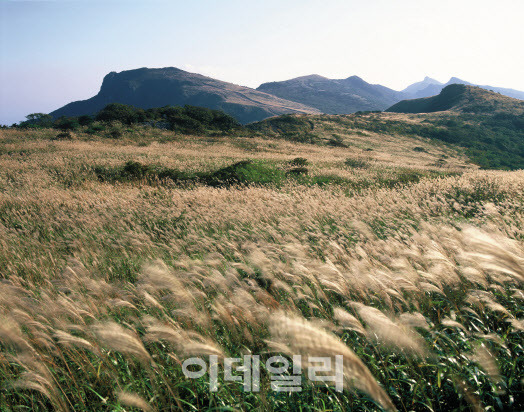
[257,74,404,114]
[257,75,524,114]
[400,76,524,100]
[50,68,320,124]
[387,84,524,115]
[50,67,524,123]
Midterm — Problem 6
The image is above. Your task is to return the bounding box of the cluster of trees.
[16,103,242,135]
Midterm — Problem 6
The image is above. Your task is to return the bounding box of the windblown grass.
[0,127,522,411]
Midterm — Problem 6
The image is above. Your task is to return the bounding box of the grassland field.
[0,121,522,411]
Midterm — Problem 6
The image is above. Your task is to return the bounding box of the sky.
[1,0,523,125]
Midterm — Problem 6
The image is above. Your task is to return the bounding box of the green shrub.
[22,104,243,138]
[122,160,150,179]
[86,122,106,134]
[54,116,80,131]
[204,160,286,187]
[96,103,144,125]
[77,115,94,126]
[153,105,241,134]
[289,157,308,166]
[108,127,124,139]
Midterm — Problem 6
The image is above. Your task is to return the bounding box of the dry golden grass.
[0,121,472,173]
[0,127,522,411]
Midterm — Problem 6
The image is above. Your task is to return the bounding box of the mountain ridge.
[49,67,524,123]
[257,75,404,114]
[402,76,443,95]
[386,84,524,114]
[257,73,524,115]
[405,76,524,100]
[50,67,320,124]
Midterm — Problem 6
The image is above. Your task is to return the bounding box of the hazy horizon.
[1,0,523,125]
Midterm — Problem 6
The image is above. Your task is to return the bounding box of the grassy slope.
[0,126,522,411]
[381,85,524,169]
[250,110,524,170]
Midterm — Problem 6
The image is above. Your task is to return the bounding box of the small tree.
[21,113,53,128]
[25,113,51,122]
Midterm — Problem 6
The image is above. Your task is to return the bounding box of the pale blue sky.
[1,0,523,125]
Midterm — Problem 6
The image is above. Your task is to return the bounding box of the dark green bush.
[25,104,243,137]
[54,116,80,131]
[96,103,144,125]
[108,128,123,139]
[204,160,286,187]
[77,115,94,126]
[152,105,241,134]
[86,123,106,134]
[122,160,150,179]
[289,157,308,166]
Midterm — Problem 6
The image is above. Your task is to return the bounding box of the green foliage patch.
[92,160,455,192]
[19,103,244,136]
